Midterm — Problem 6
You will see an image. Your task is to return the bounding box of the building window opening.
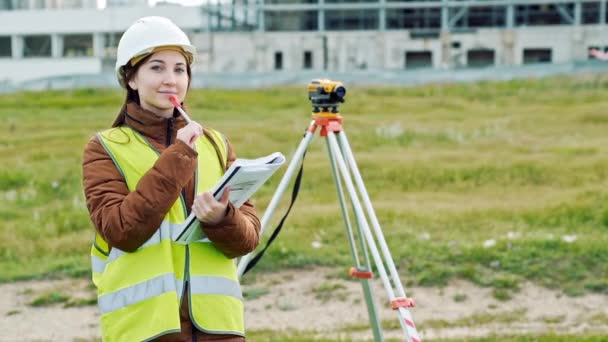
[451,6,506,29]
[326,9,379,30]
[265,10,318,31]
[0,36,11,57]
[303,50,313,69]
[405,51,432,69]
[63,34,93,57]
[582,2,601,24]
[467,49,495,67]
[23,35,51,57]
[274,51,283,70]
[516,5,572,26]
[523,48,552,64]
[387,8,441,30]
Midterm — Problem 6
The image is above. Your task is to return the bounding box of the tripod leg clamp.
[391,297,416,310]
[348,267,374,279]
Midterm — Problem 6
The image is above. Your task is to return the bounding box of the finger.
[220,186,230,205]
[192,200,203,219]
[201,191,215,202]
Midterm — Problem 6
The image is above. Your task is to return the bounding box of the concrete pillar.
[11,35,22,58]
[506,3,515,28]
[254,33,267,72]
[318,0,325,32]
[257,0,265,32]
[440,0,450,68]
[51,34,62,57]
[501,30,515,66]
[440,31,451,69]
[378,0,386,32]
[93,32,104,57]
[376,31,386,69]
[502,2,516,66]
[441,0,449,31]
[572,27,585,61]
[574,1,582,25]
[601,0,606,24]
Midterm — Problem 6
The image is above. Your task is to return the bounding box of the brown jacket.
[82,102,261,341]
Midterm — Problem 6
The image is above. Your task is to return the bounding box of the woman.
[82,16,260,342]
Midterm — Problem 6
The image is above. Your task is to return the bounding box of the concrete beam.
[259,0,604,12]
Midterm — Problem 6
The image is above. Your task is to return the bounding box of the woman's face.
[128,50,189,118]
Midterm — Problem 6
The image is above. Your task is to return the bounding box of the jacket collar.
[123,101,189,147]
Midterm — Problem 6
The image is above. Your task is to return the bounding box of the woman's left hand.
[192,187,231,225]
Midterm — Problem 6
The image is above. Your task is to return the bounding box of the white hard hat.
[115,16,196,85]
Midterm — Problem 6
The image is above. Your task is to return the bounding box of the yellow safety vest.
[90,126,244,342]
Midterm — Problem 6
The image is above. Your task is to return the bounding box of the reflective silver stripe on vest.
[91,255,107,273]
[189,276,243,301]
[98,273,177,314]
[106,221,180,263]
[141,220,172,248]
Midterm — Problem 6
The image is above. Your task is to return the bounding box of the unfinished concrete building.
[1,0,608,83]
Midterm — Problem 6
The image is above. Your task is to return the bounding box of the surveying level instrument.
[307,79,346,113]
[237,79,421,342]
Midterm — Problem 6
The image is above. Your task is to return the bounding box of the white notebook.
[175,152,285,244]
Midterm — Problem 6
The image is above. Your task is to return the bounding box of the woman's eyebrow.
[148,60,185,66]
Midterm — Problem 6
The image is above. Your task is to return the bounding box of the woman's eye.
[175,68,186,74]
[151,65,162,71]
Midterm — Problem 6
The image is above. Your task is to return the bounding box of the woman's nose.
[163,72,177,85]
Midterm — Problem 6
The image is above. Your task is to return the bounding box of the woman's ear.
[128,77,137,90]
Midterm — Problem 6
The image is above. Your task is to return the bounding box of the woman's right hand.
[176,122,203,148]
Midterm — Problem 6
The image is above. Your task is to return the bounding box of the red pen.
[169,95,193,124]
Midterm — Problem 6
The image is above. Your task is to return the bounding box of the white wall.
[0,57,101,82]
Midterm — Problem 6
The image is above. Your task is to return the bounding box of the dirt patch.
[1,268,607,341]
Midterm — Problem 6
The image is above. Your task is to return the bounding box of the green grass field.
[1,76,607,304]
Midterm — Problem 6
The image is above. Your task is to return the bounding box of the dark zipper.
[182,189,191,214]
[166,117,174,147]
[162,118,192,336]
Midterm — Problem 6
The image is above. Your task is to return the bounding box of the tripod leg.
[337,131,421,342]
[337,131,408,296]
[237,121,317,278]
[326,132,421,342]
[325,138,385,342]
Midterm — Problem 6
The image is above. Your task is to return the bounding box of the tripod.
[236,86,421,342]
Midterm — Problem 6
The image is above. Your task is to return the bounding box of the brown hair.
[112,54,193,127]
